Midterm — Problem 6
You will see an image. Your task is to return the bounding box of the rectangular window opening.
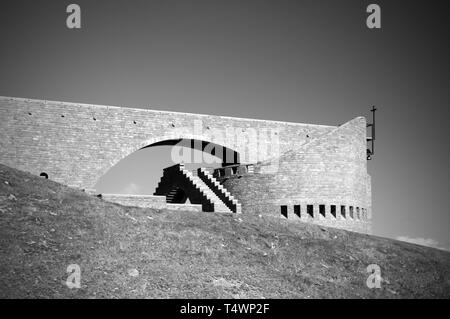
[319,204,325,217]
[281,205,288,219]
[331,205,336,218]
[294,205,301,218]
[307,205,314,218]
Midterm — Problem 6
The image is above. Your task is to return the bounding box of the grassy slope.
[0,163,449,299]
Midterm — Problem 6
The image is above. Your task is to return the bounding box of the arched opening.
[142,139,240,167]
[94,138,240,195]
[40,172,48,179]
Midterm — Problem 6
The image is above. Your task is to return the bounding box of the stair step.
[189,176,229,208]
[194,167,244,213]
[154,164,240,214]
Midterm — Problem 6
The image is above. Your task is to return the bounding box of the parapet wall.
[0,96,335,189]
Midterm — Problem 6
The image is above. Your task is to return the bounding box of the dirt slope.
[0,164,449,298]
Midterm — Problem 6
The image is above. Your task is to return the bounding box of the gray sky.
[0,0,449,250]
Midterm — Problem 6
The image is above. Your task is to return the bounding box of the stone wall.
[0,96,335,189]
[0,96,371,234]
[219,117,371,233]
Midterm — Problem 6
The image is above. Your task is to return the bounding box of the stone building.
[0,96,371,233]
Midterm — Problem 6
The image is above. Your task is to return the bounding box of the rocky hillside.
[0,163,449,298]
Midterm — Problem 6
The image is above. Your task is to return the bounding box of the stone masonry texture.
[0,96,371,233]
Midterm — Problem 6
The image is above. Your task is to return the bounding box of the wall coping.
[0,95,337,128]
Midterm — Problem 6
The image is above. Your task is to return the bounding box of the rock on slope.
[0,163,449,298]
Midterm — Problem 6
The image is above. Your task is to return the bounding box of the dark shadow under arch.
[141,138,240,166]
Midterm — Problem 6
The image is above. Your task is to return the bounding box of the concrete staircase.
[184,170,231,213]
[154,164,241,213]
[197,167,242,213]
[165,187,182,203]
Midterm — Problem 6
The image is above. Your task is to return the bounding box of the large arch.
[94,137,241,193]
[91,133,243,190]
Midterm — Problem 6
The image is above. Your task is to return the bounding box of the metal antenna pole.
[371,105,376,156]
[367,106,377,160]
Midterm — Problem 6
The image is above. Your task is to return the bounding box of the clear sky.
[0,0,449,250]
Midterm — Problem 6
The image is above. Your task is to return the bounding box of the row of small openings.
[25,112,139,124]
[280,204,367,220]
